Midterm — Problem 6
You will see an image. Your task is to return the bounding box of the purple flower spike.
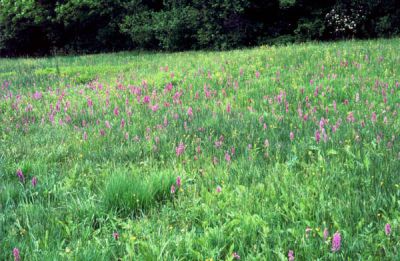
[385,223,391,236]
[16,169,24,183]
[331,232,341,252]
[288,250,294,261]
[31,177,37,187]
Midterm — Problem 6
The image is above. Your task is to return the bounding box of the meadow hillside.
[0,39,399,260]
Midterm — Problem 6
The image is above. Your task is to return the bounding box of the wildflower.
[346,112,355,123]
[371,112,377,123]
[16,169,24,183]
[255,71,260,79]
[225,152,231,163]
[13,248,20,261]
[143,96,150,104]
[331,232,341,252]
[315,130,321,143]
[173,91,182,103]
[314,87,319,97]
[31,177,37,187]
[187,107,193,117]
[170,185,176,194]
[290,132,294,141]
[214,140,222,149]
[288,250,294,261]
[232,252,240,260]
[176,176,181,187]
[105,121,111,129]
[113,232,119,240]
[151,104,159,112]
[385,223,391,236]
[120,118,125,128]
[226,103,231,113]
[323,228,329,241]
[176,142,185,156]
[216,186,222,193]
[204,88,211,98]
[113,106,119,116]
[33,91,42,100]
[164,82,173,92]
[319,118,325,129]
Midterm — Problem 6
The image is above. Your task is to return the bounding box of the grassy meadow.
[0,39,399,260]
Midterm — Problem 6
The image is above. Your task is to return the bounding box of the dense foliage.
[1,38,399,260]
[0,0,399,56]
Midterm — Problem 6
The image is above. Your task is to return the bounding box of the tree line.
[0,0,399,56]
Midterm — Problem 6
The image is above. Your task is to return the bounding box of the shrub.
[324,3,368,39]
[1,0,400,56]
[152,7,199,51]
[294,18,325,41]
[120,10,158,50]
[54,0,131,53]
[0,0,54,56]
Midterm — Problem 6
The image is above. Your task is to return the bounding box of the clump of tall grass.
[102,169,175,216]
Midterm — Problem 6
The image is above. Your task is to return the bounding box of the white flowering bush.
[325,5,367,38]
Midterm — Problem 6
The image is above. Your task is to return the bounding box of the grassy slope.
[0,39,399,260]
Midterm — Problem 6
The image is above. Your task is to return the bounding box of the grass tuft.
[102,169,175,216]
